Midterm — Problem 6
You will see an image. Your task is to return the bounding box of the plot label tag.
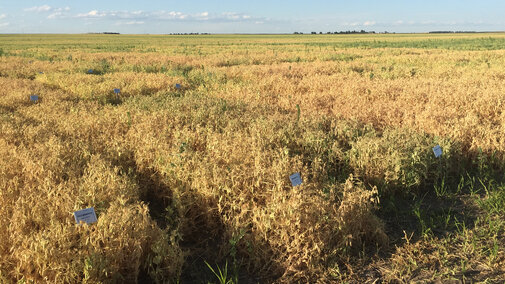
[74,207,97,225]
[289,172,303,187]
[433,145,442,158]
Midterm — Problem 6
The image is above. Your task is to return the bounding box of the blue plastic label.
[74,207,97,225]
[289,172,303,187]
[433,145,442,158]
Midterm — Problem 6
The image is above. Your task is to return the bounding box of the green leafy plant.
[205,261,235,284]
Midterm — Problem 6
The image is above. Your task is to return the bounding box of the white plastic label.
[74,207,97,224]
[433,145,442,158]
[289,172,302,187]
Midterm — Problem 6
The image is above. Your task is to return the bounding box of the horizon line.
[2,31,505,35]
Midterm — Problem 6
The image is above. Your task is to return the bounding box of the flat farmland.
[1,33,505,283]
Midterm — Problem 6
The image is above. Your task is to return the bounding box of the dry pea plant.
[1,33,505,283]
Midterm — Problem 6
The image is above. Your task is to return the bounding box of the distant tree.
[311,32,317,34]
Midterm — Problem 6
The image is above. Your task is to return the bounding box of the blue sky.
[0,1,504,34]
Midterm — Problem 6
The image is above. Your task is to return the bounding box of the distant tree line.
[167,33,211,35]
[87,32,214,35]
[86,32,121,35]
[294,30,379,35]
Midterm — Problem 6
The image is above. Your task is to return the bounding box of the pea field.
[1,33,505,283]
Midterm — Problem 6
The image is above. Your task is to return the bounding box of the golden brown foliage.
[1,33,505,282]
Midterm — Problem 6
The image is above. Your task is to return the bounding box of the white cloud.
[48,12,62,19]
[0,14,6,20]
[342,21,376,27]
[47,7,71,19]
[25,5,52,13]
[0,22,9,27]
[76,10,107,18]
[344,22,360,27]
[421,20,436,25]
[73,9,261,23]
[225,14,240,20]
[119,21,145,25]
[25,5,70,19]
[54,7,70,12]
